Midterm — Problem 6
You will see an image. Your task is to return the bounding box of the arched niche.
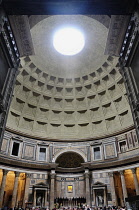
[56,151,84,168]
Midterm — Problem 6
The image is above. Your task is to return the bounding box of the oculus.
[53,27,85,55]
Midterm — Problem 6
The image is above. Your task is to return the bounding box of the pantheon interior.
[1,0,139,209]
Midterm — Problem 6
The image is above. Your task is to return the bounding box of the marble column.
[93,189,96,206]
[84,169,91,206]
[33,189,36,206]
[23,173,31,208]
[11,171,20,208]
[108,172,117,206]
[47,188,50,207]
[104,187,107,207]
[50,171,56,210]
[45,189,48,207]
[131,168,139,195]
[0,169,8,208]
[16,173,25,206]
[119,170,128,201]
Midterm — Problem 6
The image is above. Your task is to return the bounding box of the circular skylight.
[53,27,85,55]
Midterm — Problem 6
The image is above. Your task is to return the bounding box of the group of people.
[87,207,127,210]
[0,206,128,210]
[84,206,126,210]
[51,206,127,210]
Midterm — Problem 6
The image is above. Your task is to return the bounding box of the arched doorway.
[55,152,86,208]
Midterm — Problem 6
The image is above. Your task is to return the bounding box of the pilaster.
[84,169,91,206]
[119,170,128,202]
[131,168,139,195]
[50,170,56,210]
[0,169,8,208]
[11,171,20,208]
[23,173,31,208]
[108,172,117,206]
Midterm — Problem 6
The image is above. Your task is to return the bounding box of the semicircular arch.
[55,149,86,168]
[54,148,87,162]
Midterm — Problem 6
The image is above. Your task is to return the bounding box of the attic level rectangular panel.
[105,15,131,56]
[9,16,35,57]
[3,0,136,15]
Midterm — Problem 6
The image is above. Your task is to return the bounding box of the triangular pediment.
[34,182,47,187]
[92,181,106,188]
[94,181,104,186]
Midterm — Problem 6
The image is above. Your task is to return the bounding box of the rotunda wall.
[0,129,138,170]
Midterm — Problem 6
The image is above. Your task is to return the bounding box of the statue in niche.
[36,194,43,206]
[97,195,104,206]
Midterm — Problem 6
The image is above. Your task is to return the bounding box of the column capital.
[108,172,114,177]
[131,168,137,174]
[84,172,90,179]
[50,173,56,179]
[14,171,20,177]
[26,173,31,178]
[119,170,125,176]
[3,169,8,175]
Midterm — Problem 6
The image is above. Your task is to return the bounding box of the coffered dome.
[6,15,134,140]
